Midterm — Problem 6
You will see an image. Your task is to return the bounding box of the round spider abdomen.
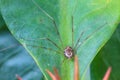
[64,46,74,58]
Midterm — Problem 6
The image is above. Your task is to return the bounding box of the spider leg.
[72,16,74,48]
[20,37,63,52]
[25,44,62,54]
[76,22,107,51]
[32,0,64,49]
[73,31,84,50]
[0,44,19,52]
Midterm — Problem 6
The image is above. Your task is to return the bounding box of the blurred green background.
[0,14,44,80]
[91,23,120,80]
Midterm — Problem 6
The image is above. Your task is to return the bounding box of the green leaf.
[0,13,5,29]
[0,13,43,80]
[91,24,120,80]
[0,0,120,79]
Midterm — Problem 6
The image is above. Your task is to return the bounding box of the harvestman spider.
[21,0,107,59]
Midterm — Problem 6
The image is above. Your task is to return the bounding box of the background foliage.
[0,13,44,80]
[91,24,120,80]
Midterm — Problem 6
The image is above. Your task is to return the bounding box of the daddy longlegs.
[21,0,107,61]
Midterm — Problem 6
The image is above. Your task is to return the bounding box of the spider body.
[64,46,74,58]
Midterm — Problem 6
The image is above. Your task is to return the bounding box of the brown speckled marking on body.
[64,46,74,58]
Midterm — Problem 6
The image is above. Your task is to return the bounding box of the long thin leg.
[32,0,64,49]
[76,22,107,51]
[25,44,62,54]
[74,31,84,50]
[21,37,63,52]
[32,0,53,20]
[0,44,18,52]
[52,20,64,49]
[72,16,74,48]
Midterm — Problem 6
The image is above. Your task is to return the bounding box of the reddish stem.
[54,68,61,80]
[46,69,57,80]
[74,55,79,80]
[103,67,112,80]
[16,74,22,80]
